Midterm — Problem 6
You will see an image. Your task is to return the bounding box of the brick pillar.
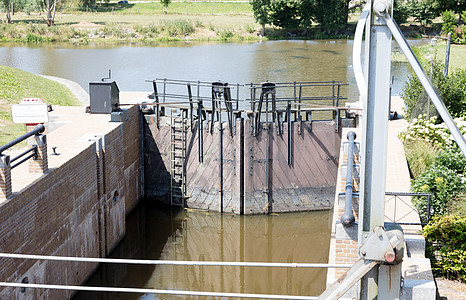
[0,155,12,200]
[28,134,48,174]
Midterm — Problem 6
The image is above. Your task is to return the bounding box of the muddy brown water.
[73,204,333,299]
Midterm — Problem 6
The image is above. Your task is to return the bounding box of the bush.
[442,10,457,36]
[405,141,439,178]
[401,60,466,120]
[398,115,466,150]
[423,215,466,282]
[433,149,466,174]
[411,165,464,223]
[218,28,234,40]
[160,20,194,36]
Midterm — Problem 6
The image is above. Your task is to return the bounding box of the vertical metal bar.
[298,84,302,135]
[265,92,272,214]
[332,80,335,106]
[250,84,255,135]
[152,81,160,128]
[427,194,431,223]
[187,83,194,132]
[162,78,166,117]
[293,81,297,121]
[198,81,203,163]
[239,118,245,215]
[359,1,392,298]
[444,32,451,77]
[287,100,291,166]
[219,96,223,213]
[236,83,240,110]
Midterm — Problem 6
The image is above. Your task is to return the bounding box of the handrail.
[340,131,357,227]
[0,124,45,154]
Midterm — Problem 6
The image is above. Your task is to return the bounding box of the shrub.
[442,10,457,36]
[411,165,464,223]
[398,115,466,150]
[401,60,466,120]
[405,141,439,178]
[423,215,466,282]
[218,28,234,40]
[433,149,466,174]
[160,20,194,36]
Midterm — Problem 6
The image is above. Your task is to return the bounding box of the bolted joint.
[346,131,357,141]
[373,0,391,16]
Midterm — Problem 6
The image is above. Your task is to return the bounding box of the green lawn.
[0,66,80,145]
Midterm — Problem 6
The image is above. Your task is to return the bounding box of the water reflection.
[74,203,333,300]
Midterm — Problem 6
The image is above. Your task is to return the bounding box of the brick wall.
[0,105,141,299]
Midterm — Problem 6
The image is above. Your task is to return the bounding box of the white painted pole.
[0,282,318,299]
[0,253,351,268]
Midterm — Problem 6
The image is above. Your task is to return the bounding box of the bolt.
[377,232,382,237]
[361,250,366,256]
[384,251,396,263]
[52,146,59,155]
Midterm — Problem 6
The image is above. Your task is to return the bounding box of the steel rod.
[11,152,36,169]
[0,253,351,268]
[341,132,357,227]
[10,147,36,163]
[0,124,44,154]
[0,282,317,300]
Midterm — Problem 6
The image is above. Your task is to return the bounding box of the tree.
[269,0,301,31]
[405,0,439,28]
[43,0,59,26]
[3,0,12,23]
[393,0,410,24]
[160,0,170,13]
[250,0,271,35]
[314,0,347,34]
[435,0,466,19]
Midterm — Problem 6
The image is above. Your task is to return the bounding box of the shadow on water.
[73,205,333,300]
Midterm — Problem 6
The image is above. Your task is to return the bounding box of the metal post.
[287,100,292,165]
[359,1,393,298]
[198,81,203,163]
[444,32,451,77]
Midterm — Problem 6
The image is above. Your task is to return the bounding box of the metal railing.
[340,131,357,227]
[384,192,432,225]
[0,124,45,169]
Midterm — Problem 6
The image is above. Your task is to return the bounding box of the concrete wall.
[0,105,141,299]
[144,116,341,214]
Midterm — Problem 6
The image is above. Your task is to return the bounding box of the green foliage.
[244,23,256,34]
[435,0,466,16]
[250,0,271,27]
[411,165,464,223]
[160,19,194,36]
[26,32,46,43]
[218,28,234,40]
[423,215,466,282]
[405,0,439,27]
[269,0,301,30]
[405,141,439,178]
[314,0,347,34]
[398,115,466,149]
[402,60,466,120]
[433,148,466,174]
[393,0,409,24]
[442,10,457,35]
[160,0,170,9]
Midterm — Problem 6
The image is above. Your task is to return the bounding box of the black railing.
[0,124,45,169]
[384,192,432,226]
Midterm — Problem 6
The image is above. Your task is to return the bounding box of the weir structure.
[143,79,349,214]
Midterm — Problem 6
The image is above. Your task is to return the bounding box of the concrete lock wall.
[0,105,141,299]
[144,117,341,214]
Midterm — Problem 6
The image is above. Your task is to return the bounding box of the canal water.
[73,203,333,299]
[0,39,427,103]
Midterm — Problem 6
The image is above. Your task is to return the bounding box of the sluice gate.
[143,79,352,214]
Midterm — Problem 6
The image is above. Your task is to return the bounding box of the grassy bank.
[0,66,80,145]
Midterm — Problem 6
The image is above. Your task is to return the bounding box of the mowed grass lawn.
[0,66,80,145]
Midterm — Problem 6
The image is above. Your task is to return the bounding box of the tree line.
[251,0,466,36]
